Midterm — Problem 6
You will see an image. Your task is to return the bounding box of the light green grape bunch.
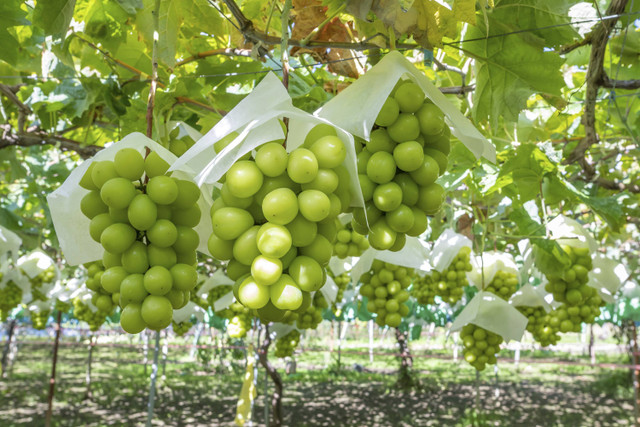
[548,301,603,334]
[331,271,350,311]
[82,261,118,318]
[217,301,252,339]
[351,80,449,251]
[30,310,50,330]
[190,278,209,310]
[54,299,71,313]
[79,147,201,334]
[73,297,110,331]
[410,274,438,306]
[0,281,23,321]
[296,291,327,330]
[274,329,301,358]
[460,323,503,371]
[28,266,56,301]
[208,125,352,323]
[518,306,560,347]
[412,247,472,305]
[172,320,194,336]
[207,285,233,309]
[333,221,369,259]
[484,270,519,301]
[167,126,195,157]
[358,260,414,327]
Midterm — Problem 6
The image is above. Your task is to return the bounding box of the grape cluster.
[410,275,437,305]
[79,147,201,334]
[484,271,519,300]
[412,247,472,305]
[218,301,252,338]
[333,221,369,258]
[296,291,327,330]
[73,298,110,331]
[544,245,595,307]
[189,279,209,310]
[168,127,195,157]
[549,301,603,334]
[358,260,414,327]
[0,281,22,321]
[352,80,449,250]
[172,320,194,336]
[31,310,50,330]
[55,299,71,313]
[83,261,117,318]
[460,323,503,371]
[208,125,351,322]
[274,329,301,358]
[207,285,233,308]
[332,271,350,309]
[517,306,560,347]
[28,266,56,301]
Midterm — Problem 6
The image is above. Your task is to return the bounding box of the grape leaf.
[0,0,28,65]
[33,0,76,37]
[136,0,182,69]
[115,0,143,15]
[453,0,476,25]
[463,17,565,126]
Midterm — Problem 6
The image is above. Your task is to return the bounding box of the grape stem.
[145,0,161,150]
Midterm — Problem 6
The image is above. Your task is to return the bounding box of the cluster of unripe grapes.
[207,285,233,308]
[79,147,201,334]
[167,127,195,157]
[83,261,117,316]
[548,301,603,334]
[189,279,209,310]
[55,299,71,313]
[217,301,252,339]
[0,281,22,321]
[412,247,472,305]
[275,329,301,358]
[331,271,350,310]
[359,260,413,327]
[517,305,560,347]
[296,292,327,330]
[333,222,369,258]
[352,80,449,250]
[172,320,194,336]
[30,310,50,330]
[73,298,110,331]
[208,125,352,323]
[28,266,56,301]
[544,245,594,306]
[484,270,519,300]
[460,323,503,371]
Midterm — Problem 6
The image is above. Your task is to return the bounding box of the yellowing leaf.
[453,0,476,25]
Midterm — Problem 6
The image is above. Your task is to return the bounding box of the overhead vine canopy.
[0,0,639,276]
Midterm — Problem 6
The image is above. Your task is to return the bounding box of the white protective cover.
[271,322,298,339]
[429,229,472,273]
[169,72,364,211]
[173,301,206,323]
[509,283,552,312]
[466,251,518,290]
[17,250,59,303]
[450,291,528,342]
[47,132,214,265]
[588,253,628,303]
[0,225,21,261]
[197,269,235,312]
[547,215,598,252]
[315,50,495,162]
[350,237,430,284]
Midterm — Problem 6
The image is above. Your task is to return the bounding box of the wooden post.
[336,320,342,371]
[84,334,95,400]
[394,328,415,389]
[589,324,596,365]
[45,311,63,427]
[146,331,161,427]
[257,325,283,427]
[161,330,168,379]
[368,320,374,364]
[631,321,640,427]
[1,318,17,378]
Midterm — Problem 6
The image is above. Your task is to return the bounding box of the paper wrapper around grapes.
[466,251,518,290]
[350,237,430,284]
[429,229,472,273]
[17,250,60,301]
[588,253,627,303]
[271,322,298,339]
[315,50,495,162]
[450,291,528,342]
[320,275,339,305]
[28,299,51,314]
[547,215,598,253]
[50,278,82,304]
[0,225,21,261]
[173,301,205,324]
[509,283,552,312]
[169,72,364,210]
[47,132,214,266]
[197,269,235,312]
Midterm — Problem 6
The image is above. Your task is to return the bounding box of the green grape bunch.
[275,329,301,358]
[412,247,472,305]
[82,261,117,317]
[0,281,23,321]
[333,221,369,258]
[484,270,519,301]
[207,285,233,309]
[207,124,353,323]
[55,299,71,313]
[172,320,194,336]
[351,79,450,251]
[28,266,56,301]
[460,323,503,371]
[30,310,50,330]
[548,299,604,334]
[517,306,560,347]
[358,260,414,327]
[296,291,327,330]
[73,297,110,331]
[410,274,437,306]
[331,271,350,311]
[218,301,252,339]
[79,147,201,334]
[544,245,594,307]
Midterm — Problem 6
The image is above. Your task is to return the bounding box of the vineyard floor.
[0,336,634,426]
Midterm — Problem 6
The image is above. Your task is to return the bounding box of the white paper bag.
[271,322,297,339]
[47,132,214,266]
[169,72,364,210]
[173,301,206,323]
[315,50,495,162]
[547,215,597,252]
[0,225,21,260]
[588,253,627,303]
[320,275,339,305]
[429,229,472,273]
[350,237,430,284]
[509,283,551,312]
[467,251,518,290]
[450,291,528,342]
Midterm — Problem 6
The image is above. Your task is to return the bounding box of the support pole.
[257,325,283,427]
[368,320,374,364]
[146,331,161,427]
[45,311,63,427]
[1,318,17,378]
[631,321,640,427]
[84,334,95,400]
[161,330,168,379]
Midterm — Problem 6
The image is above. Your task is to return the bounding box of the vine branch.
[0,125,101,158]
